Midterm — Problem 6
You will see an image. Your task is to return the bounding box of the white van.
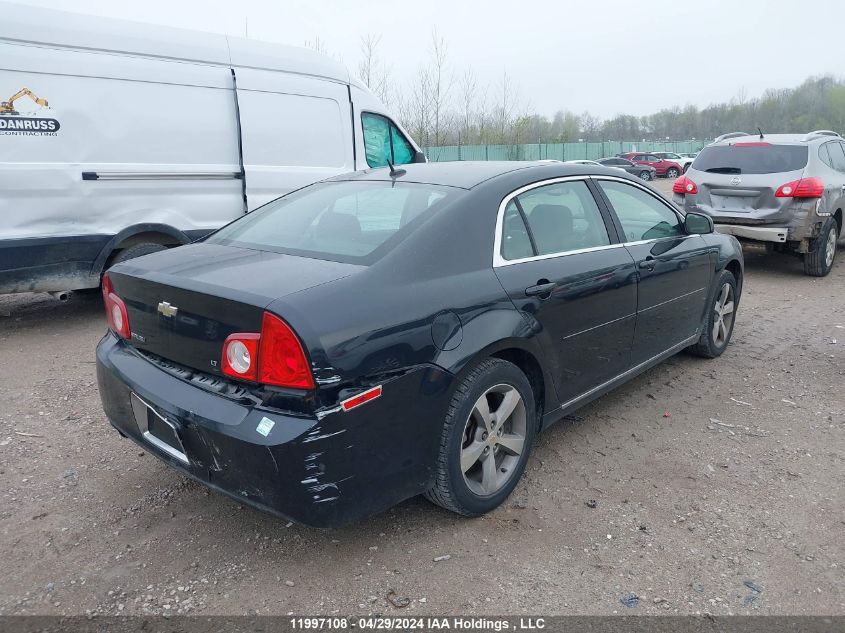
[0,2,424,295]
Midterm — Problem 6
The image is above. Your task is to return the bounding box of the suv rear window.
[692,144,808,174]
[207,181,461,264]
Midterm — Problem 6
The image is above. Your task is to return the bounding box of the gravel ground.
[1,179,843,616]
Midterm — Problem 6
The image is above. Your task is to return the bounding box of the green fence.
[423,140,708,162]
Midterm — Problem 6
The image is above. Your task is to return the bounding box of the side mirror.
[412,150,427,164]
[684,211,714,235]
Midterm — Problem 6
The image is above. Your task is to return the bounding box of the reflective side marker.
[340,385,383,412]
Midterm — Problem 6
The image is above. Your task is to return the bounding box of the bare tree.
[458,70,477,145]
[357,34,391,104]
[303,36,329,55]
[428,30,453,148]
[495,72,517,144]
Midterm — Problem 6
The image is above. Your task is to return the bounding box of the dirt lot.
[1,178,843,616]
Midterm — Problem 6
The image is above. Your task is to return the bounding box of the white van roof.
[0,1,350,83]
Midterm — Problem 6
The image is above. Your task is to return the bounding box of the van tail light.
[102,272,131,339]
[220,312,315,389]
[672,175,698,195]
[775,177,824,198]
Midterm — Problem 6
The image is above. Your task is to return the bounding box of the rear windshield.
[206,181,461,264]
[692,144,808,175]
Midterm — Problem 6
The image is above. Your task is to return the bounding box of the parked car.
[680,152,699,159]
[564,159,604,167]
[597,157,657,181]
[653,151,694,173]
[674,131,844,276]
[96,161,743,527]
[0,2,422,297]
[620,152,683,178]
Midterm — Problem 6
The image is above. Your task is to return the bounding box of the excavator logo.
[0,87,60,135]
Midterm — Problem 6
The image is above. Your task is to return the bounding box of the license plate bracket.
[129,393,189,465]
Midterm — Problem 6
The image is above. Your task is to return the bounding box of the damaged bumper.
[96,333,454,527]
[714,224,789,243]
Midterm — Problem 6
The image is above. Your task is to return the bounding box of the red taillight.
[220,312,315,389]
[258,312,315,389]
[221,333,260,381]
[102,272,131,339]
[672,175,698,195]
[775,177,824,198]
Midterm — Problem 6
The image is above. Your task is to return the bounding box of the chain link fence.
[423,140,708,162]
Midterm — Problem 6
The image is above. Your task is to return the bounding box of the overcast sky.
[16,0,845,119]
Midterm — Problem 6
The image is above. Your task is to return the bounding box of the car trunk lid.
[108,243,362,377]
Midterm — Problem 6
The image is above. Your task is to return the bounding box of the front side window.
[598,180,683,242]
[500,180,610,260]
[362,113,415,168]
[208,181,458,264]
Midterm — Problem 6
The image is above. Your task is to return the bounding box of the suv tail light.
[775,177,824,198]
[220,312,315,389]
[102,273,131,339]
[672,175,698,195]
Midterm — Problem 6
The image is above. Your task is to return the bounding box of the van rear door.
[233,68,354,210]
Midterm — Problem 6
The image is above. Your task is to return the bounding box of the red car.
[619,152,683,178]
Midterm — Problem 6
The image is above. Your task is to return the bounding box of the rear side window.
[692,144,808,174]
[208,181,458,264]
[362,113,415,168]
[501,180,610,259]
[501,202,534,261]
[823,142,845,172]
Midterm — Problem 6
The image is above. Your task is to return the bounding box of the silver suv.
[673,131,843,276]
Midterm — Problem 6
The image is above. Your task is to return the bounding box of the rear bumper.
[715,224,789,243]
[96,333,454,527]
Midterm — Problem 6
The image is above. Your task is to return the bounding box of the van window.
[207,181,459,264]
[362,113,415,168]
[692,144,808,174]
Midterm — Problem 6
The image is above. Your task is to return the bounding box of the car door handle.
[638,257,656,271]
[525,281,557,297]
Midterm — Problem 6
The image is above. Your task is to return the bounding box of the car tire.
[682,164,690,174]
[666,167,680,179]
[688,269,738,359]
[803,216,839,277]
[110,242,168,266]
[639,170,652,181]
[424,358,536,516]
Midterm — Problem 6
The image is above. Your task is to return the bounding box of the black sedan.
[597,157,657,181]
[96,161,743,527]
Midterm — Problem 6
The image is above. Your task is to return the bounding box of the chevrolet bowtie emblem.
[157,301,178,317]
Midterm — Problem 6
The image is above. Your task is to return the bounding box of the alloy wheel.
[712,282,735,347]
[824,225,837,268]
[460,384,527,496]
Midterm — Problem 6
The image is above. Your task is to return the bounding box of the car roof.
[709,133,838,146]
[327,161,630,189]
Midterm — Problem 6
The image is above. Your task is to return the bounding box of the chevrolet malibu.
[96,162,743,527]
